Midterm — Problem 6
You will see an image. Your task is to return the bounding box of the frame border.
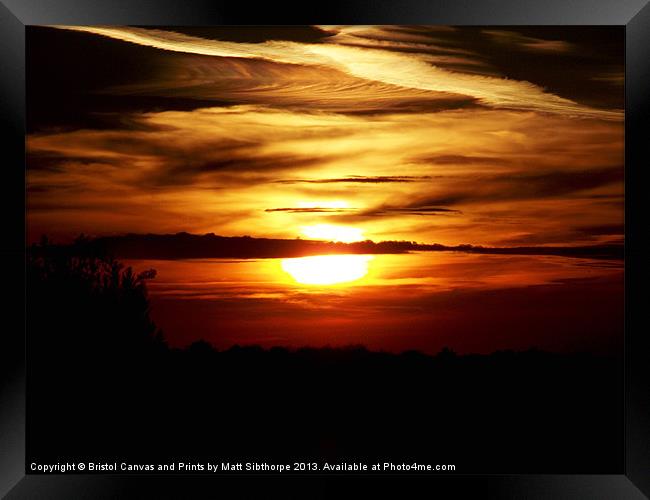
[2,1,649,497]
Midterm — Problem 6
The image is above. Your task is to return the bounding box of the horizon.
[30,230,625,261]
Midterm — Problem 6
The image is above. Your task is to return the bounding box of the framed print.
[2,1,649,498]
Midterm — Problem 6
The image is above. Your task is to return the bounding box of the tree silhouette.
[28,236,165,359]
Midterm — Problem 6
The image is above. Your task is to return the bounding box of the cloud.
[316,26,485,61]
[494,223,624,246]
[27,106,349,190]
[351,206,462,217]
[483,30,575,53]
[27,100,624,246]
[265,207,356,213]
[592,72,625,86]
[275,175,434,184]
[53,26,622,120]
[101,53,478,116]
[411,154,510,165]
[404,167,622,207]
[333,167,621,223]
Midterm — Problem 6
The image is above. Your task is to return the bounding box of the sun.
[281,255,373,285]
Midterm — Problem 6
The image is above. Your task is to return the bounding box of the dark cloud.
[27,181,83,195]
[27,150,126,172]
[482,30,575,53]
[412,154,509,165]
[28,123,336,189]
[356,206,462,217]
[27,27,233,133]
[275,175,434,184]
[151,155,330,187]
[27,152,71,173]
[265,208,357,213]
[403,26,623,110]
[488,167,622,199]
[403,167,623,207]
[332,166,622,221]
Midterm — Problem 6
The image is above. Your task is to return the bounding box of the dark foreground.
[27,242,623,473]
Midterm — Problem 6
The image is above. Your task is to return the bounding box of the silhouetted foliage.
[28,237,164,357]
[27,239,623,473]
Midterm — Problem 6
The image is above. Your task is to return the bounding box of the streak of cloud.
[265,207,357,213]
[483,30,575,53]
[27,102,624,245]
[53,25,622,120]
[275,175,433,184]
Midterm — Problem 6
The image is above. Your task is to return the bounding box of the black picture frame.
[2,1,648,497]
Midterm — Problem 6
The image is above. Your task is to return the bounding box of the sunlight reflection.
[281,255,373,285]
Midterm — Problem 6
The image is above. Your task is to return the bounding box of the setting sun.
[281,255,373,285]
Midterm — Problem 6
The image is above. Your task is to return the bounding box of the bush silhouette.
[28,236,164,360]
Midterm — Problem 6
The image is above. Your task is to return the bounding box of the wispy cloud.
[53,26,622,120]
[592,72,625,85]
[483,30,575,53]
[27,102,624,245]
[275,175,433,184]
[265,207,357,213]
[28,27,624,247]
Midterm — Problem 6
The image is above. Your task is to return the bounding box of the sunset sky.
[27,25,623,246]
[26,26,624,353]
